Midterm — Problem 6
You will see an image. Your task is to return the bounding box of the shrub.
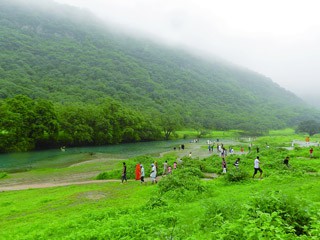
[158,167,206,195]
[96,170,120,180]
[225,168,249,182]
[247,191,313,236]
[0,172,7,179]
[145,196,168,209]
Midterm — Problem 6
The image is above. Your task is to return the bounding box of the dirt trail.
[0,180,119,192]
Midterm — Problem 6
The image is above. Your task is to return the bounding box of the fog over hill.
[0,0,319,133]
[54,0,320,109]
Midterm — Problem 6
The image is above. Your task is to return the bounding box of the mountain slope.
[0,0,317,132]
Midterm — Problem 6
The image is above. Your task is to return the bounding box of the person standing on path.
[253,156,263,179]
[135,163,141,180]
[121,162,127,183]
[140,164,145,184]
[150,163,157,184]
[163,160,168,175]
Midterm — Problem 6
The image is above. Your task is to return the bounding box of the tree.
[159,111,182,140]
[0,96,59,152]
[296,120,320,136]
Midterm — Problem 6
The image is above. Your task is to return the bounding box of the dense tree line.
[0,96,162,153]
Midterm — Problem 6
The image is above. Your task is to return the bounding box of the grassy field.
[0,134,320,239]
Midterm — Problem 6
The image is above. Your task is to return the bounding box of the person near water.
[222,158,227,174]
[150,163,157,184]
[121,162,127,183]
[140,164,145,184]
[283,156,289,167]
[253,156,263,179]
[135,163,141,180]
[163,160,168,175]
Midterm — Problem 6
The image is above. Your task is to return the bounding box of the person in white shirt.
[140,164,145,184]
[253,156,263,179]
[150,164,157,184]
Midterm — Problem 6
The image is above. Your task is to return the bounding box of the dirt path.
[0,180,119,192]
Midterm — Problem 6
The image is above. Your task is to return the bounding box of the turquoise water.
[0,139,190,172]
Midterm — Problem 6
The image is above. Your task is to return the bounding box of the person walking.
[121,162,127,183]
[309,147,314,157]
[140,164,145,184]
[173,161,177,170]
[222,158,227,174]
[234,158,240,169]
[253,156,263,179]
[283,156,289,167]
[150,163,157,184]
[163,160,168,175]
[135,163,141,180]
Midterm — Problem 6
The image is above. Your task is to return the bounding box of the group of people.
[221,156,263,179]
[221,157,240,174]
[121,160,179,184]
[121,138,317,185]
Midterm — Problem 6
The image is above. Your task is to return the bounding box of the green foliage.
[158,167,206,196]
[225,168,250,182]
[1,133,320,239]
[0,95,58,152]
[0,0,319,144]
[0,96,162,152]
[0,172,7,179]
[296,120,320,136]
[145,196,168,209]
[247,192,313,236]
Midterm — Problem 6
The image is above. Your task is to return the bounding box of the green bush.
[158,167,206,195]
[145,196,168,209]
[0,172,7,179]
[96,170,121,180]
[247,192,313,236]
[225,168,249,182]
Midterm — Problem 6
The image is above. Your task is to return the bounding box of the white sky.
[55,0,320,106]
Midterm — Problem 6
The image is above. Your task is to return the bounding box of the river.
[0,139,192,172]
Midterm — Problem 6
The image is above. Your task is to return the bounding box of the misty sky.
[55,0,320,106]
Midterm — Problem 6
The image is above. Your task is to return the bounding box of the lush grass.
[0,134,320,239]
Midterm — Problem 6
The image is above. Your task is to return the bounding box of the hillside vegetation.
[0,0,319,152]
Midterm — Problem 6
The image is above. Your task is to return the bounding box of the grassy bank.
[0,134,319,239]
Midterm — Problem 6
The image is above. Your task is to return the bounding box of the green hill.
[0,0,318,136]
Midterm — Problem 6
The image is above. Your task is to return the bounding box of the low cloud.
[54,0,320,107]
